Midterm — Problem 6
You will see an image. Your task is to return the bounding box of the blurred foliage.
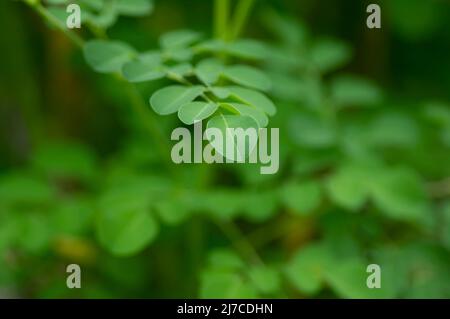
[0,0,449,299]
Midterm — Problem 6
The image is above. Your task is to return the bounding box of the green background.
[0,0,449,298]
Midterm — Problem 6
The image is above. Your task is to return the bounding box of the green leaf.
[367,112,418,148]
[240,191,277,222]
[150,85,205,115]
[325,259,395,298]
[371,168,429,222]
[206,114,259,162]
[195,39,269,60]
[115,0,153,17]
[51,198,93,236]
[97,205,158,256]
[326,164,373,211]
[16,214,52,254]
[374,243,450,298]
[281,181,322,215]
[0,173,53,206]
[327,164,429,222]
[222,65,271,91]
[210,87,230,99]
[195,58,224,85]
[84,40,135,73]
[78,0,103,11]
[444,203,450,250]
[160,29,200,49]
[310,38,351,72]
[166,63,193,79]
[138,51,163,64]
[165,48,193,62]
[178,101,218,125]
[46,0,70,4]
[200,189,244,218]
[330,75,382,107]
[200,270,259,298]
[208,249,244,270]
[249,266,281,295]
[154,200,189,226]
[285,244,333,295]
[288,113,336,148]
[227,86,276,116]
[84,2,118,29]
[122,60,165,83]
[220,103,268,128]
[226,39,269,60]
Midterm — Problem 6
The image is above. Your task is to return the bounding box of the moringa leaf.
[310,38,351,72]
[226,39,269,60]
[222,65,271,91]
[330,75,382,107]
[206,114,259,162]
[122,60,165,83]
[84,40,135,73]
[178,101,218,125]
[219,102,268,128]
[160,29,201,49]
[195,58,224,85]
[280,181,322,215]
[166,63,193,79]
[97,205,158,256]
[227,86,276,116]
[150,85,205,115]
[115,0,153,17]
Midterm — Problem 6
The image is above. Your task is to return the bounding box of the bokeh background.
[0,0,449,298]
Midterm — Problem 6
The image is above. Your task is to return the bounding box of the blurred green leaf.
[280,181,322,215]
[285,244,333,295]
[97,204,158,256]
[311,38,351,72]
[84,40,135,73]
[330,75,382,107]
[222,65,271,91]
[122,60,165,83]
[160,29,201,50]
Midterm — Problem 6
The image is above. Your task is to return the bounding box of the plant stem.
[28,1,84,48]
[230,0,256,41]
[214,0,229,41]
[26,1,177,176]
[215,218,264,266]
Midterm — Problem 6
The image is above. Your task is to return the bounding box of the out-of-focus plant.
[0,0,449,299]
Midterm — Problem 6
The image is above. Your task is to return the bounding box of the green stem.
[215,218,264,266]
[26,1,177,176]
[214,0,229,41]
[28,1,84,48]
[229,0,256,41]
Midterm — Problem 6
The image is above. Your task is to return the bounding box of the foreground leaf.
[150,85,205,115]
[206,114,259,162]
[227,86,276,116]
[178,101,218,124]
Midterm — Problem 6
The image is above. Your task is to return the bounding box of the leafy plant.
[0,0,449,299]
